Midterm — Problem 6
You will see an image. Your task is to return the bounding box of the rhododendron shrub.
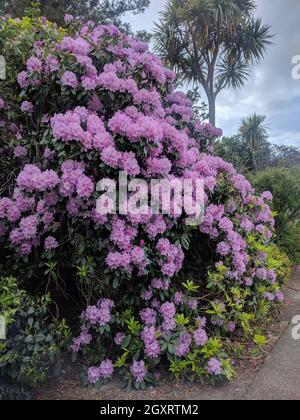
[0,16,289,388]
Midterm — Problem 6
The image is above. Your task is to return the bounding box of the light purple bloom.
[14,146,27,158]
[88,366,100,384]
[193,328,208,347]
[61,71,78,88]
[188,299,198,311]
[21,101,34,113]
[140,308,156,326]
[275,291,284,302]
[207,358,222,375]
[176,332,192,357]
[114,333,125,346]
[19,215,38,240]
[174,291,184,305]
[160,302,176,319]
[130,361,147,383]
[27,56,42,73]
[264,292,275,302]
[227,322,236,333]
[99,359,114,379]
[71,327,92,352]
[44,236,58,251]
[64,14,74,23]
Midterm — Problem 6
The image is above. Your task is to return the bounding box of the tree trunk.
[207,93,216,126]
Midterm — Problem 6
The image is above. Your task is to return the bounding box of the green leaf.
[254,334,267,347]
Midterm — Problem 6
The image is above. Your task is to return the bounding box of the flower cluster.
[88,360,114,383]
[84,299,114,326]
[207,358,223,376]
[130,361,147,383]
[156,239,185,278]
[141,326,161,359]
[160,301,176,333]
[17,165,59,192]
[71,298,114,356]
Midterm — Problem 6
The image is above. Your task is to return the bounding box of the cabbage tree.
[153,0,272,125]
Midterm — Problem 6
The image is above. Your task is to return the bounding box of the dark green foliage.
[251,167,300,263]
[0,277,71,400]
[217,137,300,174]
[269,145,300,169]
[276,223,300,265]
[215,135,253,173]
[186,87,209,120]
[239,114,272,172]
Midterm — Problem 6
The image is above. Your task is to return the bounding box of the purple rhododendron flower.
[160,302,176,319]
[275,291,284,302]
[61,71,78,88]
[114,333,125,346]
[207,358,222,375]
[14,146,27,158]
[140,308,156,326]
[176,332,192,357]
[21,101,34,113]
[44,236,58,251]
[193,328,208,347]
[88,366,100,384]
[27,56,43,73]
[227,322,236,333]
[64,14,74,23]
[130,361,147,383]
[71,327,92,352]
[99,359,114,379]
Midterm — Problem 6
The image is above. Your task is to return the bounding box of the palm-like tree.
[239,113,270,171]
[153,0,273,126]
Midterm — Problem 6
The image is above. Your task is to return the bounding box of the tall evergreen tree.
[153,0,272,126]
[239,113,270,171]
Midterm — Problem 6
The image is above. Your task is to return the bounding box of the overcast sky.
[126,0,300,147]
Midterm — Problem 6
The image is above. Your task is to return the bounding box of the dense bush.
[0,277,70,399]
[216,135,300,177]
[252,167,300,263]
[0,15,291,389]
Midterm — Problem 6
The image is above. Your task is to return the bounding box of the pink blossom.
[43,236,58,251]
[61,71,78,88]
[21,101,34,113]
[27,56,43,73]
